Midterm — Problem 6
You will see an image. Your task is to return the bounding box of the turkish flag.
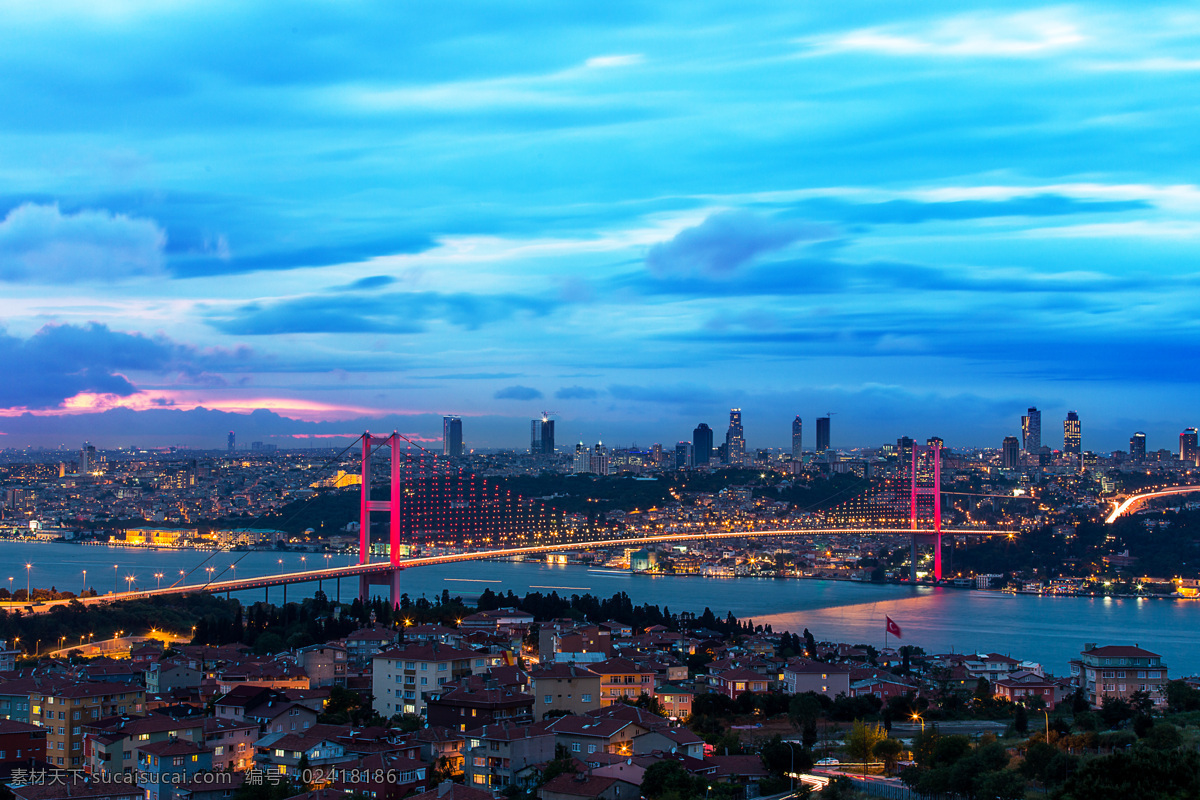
[886,616,902,639]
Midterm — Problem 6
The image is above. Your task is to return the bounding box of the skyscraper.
[1001,436,1020,469]
[1063,411,1081,455]
[1130,432,1147,461]
[590,441,609,476]
[79,443,95,474]
[693,423,713,466]
[442,416,463,457]
[227,431,236,453]
[1181,428,1199,466]
[726,409,745,465]
[573,442,590,473]
[1021,407,1041,452]
[815,416,831,452]
[674,441,692,470]
[530,414,555,455]
[791,416,802,460]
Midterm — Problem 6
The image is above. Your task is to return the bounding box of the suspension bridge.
[26,435,1018,612]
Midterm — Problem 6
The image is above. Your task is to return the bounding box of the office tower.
[1130,432,1147,461]
[1022,407,1041,452]
[79,443,95,474]
[693,423,713,466]
[442,416,463,457]
[791,416,803,460]
[674,441,692,470]
[227,431,236,452]
[897,436,915,474]
[530,414,555,455]
[590,442,609,476]
[726,408,746,465]
[1181,428,1199,466]
[815,416,831,452]
[573,442,590,473]
[1063,411,1081,455]
[1001,436,1020,469]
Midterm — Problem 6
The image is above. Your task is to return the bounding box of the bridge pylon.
[358,431,406,607]
[910,442,943,582]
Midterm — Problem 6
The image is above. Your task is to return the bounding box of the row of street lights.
[10,553,341,599]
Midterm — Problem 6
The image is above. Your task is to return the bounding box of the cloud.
[809,10,1086,58]
[646,211,826,276]
[584,54,643,69]
[786,194,1150,225]
[170,234,433,278]
[609,383,724,406]
[556,385,599,400]
[494,385,543,401]
[0,203,165,283]
[0,322,205,410]
[208,290,553,335]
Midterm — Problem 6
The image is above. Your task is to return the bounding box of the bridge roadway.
[1105,485,1200,524]
[18,526,1011,613]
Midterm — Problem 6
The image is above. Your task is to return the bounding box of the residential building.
[462,722,555,791]
[136,739,212,800]
[426,684,534,732]
[588,659,655,706]
[34,683,146,768]
[1070,644,1168,709]
[372,643,480,718]
[0,719,47,780]
[529,665,601,720]
[782,660,850,699]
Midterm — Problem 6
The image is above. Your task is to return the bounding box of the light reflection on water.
[7,542,1198,674]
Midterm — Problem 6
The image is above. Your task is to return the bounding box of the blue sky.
[1,1,1198,452]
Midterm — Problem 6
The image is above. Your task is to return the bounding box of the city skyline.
[3,3,1200,450]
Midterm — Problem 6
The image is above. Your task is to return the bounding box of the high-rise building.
[442,416,463,457]
[227,431,236,452]
[1022,407,1041,452]
[590,442,609,476]
[791,416,803,460]
[693,423,713,466]
[1181,428,1199,466]
[674,441,692,470]
[573,442,591,473]
[1130,432,1147,461]
[1001,436,1020,469]
[531,415,555,455]
[896,436,915,474]
[815,416,831,452]
[1063,411,1081,455]
[79,443,96,474]
[726,409,746,465]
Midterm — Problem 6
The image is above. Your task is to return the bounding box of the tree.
[1099,697,1133,729]
[1014,703,1028,735]
[844,720,887,775]
[1165,679,1200,713]
[873,738,903,774]
[641,761,696,800]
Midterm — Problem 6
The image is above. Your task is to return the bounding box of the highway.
[11,525,1013,613]
[1104,486,1200,524]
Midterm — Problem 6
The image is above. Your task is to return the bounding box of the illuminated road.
[11,525,1013,613]
[1105,486,1200,524]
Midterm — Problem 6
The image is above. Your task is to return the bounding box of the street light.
[82,570,87,594]
[205,567,215,585]
[25,563,32,599]
[125,576,135,592]
[155,573,164,589]
[278,559,284,574]
[113,564,119,593]
[911,713,924,733]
